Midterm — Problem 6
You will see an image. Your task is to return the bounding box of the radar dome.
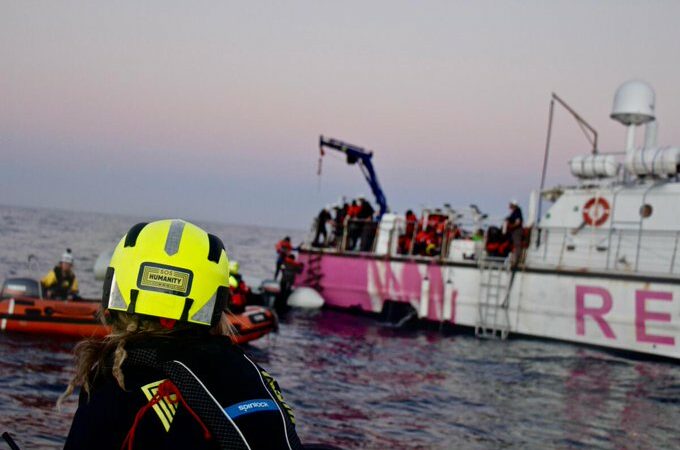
[611,80,655,125]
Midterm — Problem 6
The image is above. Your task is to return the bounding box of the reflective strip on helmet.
[108,272,128,310]
[190,290,217,325]
[165,220,186,256]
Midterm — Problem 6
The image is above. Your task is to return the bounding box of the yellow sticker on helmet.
[137,262,193,296]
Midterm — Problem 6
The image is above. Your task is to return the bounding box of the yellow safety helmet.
[102,219,230,327]
[229,260,240,275]
[229,275,238,289]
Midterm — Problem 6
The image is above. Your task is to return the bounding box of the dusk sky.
[2,1,680,229]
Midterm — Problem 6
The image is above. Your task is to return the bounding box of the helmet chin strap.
[126,289,139,314]
[179,298,194,322]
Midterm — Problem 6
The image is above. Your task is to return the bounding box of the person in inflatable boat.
[228,260,249,314]
[61,219,304,450]
[41,249,80,300]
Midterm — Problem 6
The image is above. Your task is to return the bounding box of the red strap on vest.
[121,379,211,450]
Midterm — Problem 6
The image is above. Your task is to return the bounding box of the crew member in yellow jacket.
[41,249,79,300]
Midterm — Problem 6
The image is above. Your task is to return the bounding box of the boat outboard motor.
[1,278,42,300]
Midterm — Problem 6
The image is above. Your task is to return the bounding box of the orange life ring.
[583,197,610,227]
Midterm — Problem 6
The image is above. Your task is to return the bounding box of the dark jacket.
[357,202,374,220]
[42,265,78,300]
[316,209,331,229]
[505,207,524,231]
[65,334,302,450]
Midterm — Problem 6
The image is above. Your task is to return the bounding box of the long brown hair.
[58,312,234,409]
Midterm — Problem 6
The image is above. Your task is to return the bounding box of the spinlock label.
[137,262,193,296]
[224,399,278,419]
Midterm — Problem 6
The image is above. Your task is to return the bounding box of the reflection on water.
[0,334,77,449]
[1,205,680,449]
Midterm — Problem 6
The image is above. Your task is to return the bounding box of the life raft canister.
[583,197,611,227]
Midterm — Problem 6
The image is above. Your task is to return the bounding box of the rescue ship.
[295,81,680,360]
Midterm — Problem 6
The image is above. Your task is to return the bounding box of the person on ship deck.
[472,229,484,241]
[505,199,524,266]
[413,226,437,256]
[398,210,418,254]
[41,249,80,300]
[448,223,463,240]
[344,200,361,250]
[312,206,332,247]
[331,202,348,248]
[357,197,376,252]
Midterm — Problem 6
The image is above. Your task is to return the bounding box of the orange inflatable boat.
[228,305,278,345]
[0,296,107,338]
[0,278,277,343]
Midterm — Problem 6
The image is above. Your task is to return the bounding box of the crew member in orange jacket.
[345,200,362,250]
[399,210,418,254]
[274,236,293,280]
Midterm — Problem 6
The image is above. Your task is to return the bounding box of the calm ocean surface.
[1,204,679,449]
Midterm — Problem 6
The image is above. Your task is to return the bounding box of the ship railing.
[305,217,379,253]
[342,216,479,261]
[528,226,680,276]
[340,217,379,253]
[383,217,470,260]
[305,214,497,263]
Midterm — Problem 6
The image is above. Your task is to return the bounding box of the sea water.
[1,205,679,449]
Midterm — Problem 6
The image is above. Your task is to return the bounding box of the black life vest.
[65,336,303,450]
[49,265,75,299]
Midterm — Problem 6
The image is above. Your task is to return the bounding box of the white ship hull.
[296,251,680,359]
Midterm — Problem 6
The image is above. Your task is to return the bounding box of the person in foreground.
[61,219,303,450]
[41,249,79,300]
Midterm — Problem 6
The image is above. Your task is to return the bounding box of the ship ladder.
[475,257,512,340]
[302,252,324,293]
